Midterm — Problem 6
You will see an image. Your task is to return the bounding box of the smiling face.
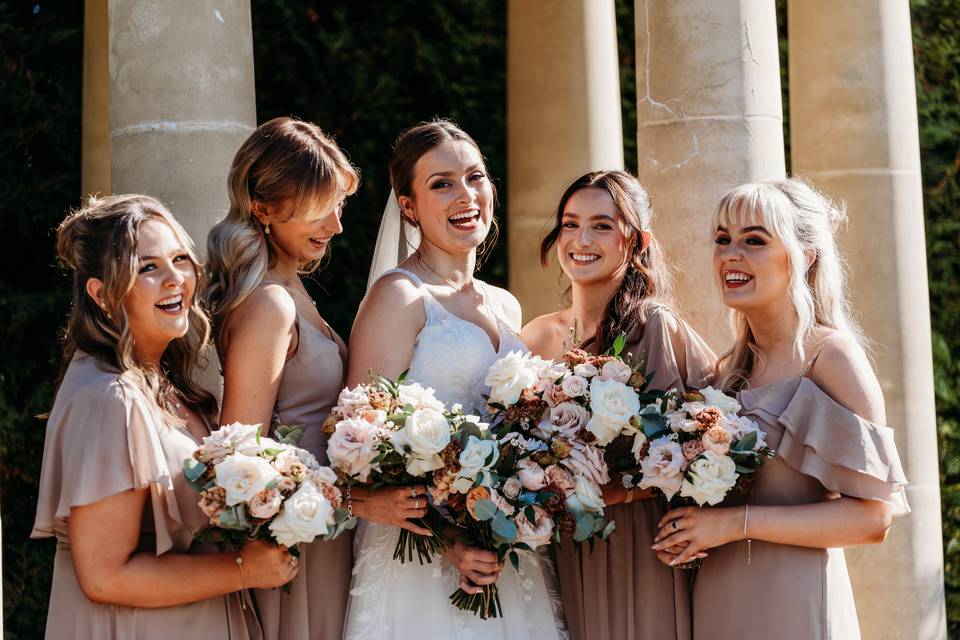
[399,140,494,255]
[257,192,346,265]
[556,187,633,285]
[713,211,792,312]
[121,218,197,360]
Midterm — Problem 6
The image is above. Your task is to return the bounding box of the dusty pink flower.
[682,439,705,461]
[248,488,282,519]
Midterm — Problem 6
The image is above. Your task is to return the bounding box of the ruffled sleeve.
[32,358,186,554]
[749,377,910,516]
[625,305,717,393]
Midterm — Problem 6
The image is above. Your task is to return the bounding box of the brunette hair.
[55,194,216,422]
[540,170,673,352]
[388,118,499,264]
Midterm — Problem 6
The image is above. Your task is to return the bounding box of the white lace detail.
[343,268,566,640]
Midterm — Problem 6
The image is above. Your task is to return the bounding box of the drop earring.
[264,222,271,235]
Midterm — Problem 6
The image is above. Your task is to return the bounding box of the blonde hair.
[55,194,216,422]
[714,177,865,390]
[205,117,359,351]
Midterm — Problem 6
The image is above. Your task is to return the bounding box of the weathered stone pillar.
[634,0,785,348]
[789,2,946,638]
[82,0,110,198]
[107,0,257,400]
[507,0,624,320]
[108,0,256,254]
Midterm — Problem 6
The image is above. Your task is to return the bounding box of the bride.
[342,119,566,640]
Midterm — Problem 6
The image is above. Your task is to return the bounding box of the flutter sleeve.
[32,370,185,554]
[627,305,717,393]
[770,377,910,516]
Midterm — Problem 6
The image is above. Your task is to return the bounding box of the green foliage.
[912,1,960,635]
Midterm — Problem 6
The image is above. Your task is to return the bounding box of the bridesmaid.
[32,195,296,640]
[205,116,368,640]
[522,170,716,640]
[652,178,909,639]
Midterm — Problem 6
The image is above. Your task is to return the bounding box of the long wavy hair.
[55,194,216,423]
[389,118,499,267]
[540,170,674,352]
[713,178,865,390]
[205,117,359,351]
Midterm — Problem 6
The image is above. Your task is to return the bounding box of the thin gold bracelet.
[743,504,752,565]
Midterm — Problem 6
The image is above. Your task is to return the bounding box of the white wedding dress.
[343,268,566,640]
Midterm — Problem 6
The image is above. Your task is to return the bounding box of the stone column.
[108,0,256,253]
[634,0,785,348]
[82,0,110,198]
[789,2,946,638]
[507,0,624,320]
[107,0,257,400]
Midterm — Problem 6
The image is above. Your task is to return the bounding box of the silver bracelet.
[743,504,752,565]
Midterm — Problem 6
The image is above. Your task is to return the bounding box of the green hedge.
[1,1,957,637]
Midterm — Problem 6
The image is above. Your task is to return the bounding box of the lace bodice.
[389,268,527,414]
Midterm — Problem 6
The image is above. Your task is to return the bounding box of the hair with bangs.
[540,170,674,352]
[714,178,865,390]
[205,117,359,351]
[54,194,217,423]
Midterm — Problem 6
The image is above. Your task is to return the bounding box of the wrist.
[728,505,748,544]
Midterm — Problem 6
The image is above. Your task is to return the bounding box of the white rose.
[668,407,702,433]
[679,451,739,506]
[565,474,605,514]
[336,385,373,418]
[485,351,537,406]
[600,360,632,384]
[638,436,685,501]
[268,480,335,546]
[586,378,641,445]
[700,386,742,415]
[198,422,263,464]
[573,363,599,378]
[517,457,547,490]
[515,505,554,548]
[396,408,451,456]
[529,356,568,382]
[214,453,281,506]
[327,417,381,482]
[397,382,445,412]
[560,375,588,399]
[455,435,499,491]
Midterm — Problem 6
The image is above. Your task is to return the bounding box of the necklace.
[416,253,474,291]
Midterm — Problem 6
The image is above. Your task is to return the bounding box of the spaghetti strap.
[379,267,423,286]
[801,338,832,377]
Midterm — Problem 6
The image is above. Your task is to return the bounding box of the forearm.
[79,550,244,608]
[600,476,655,507]
[743,497,893,549]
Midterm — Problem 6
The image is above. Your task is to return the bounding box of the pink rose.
[515,505,554,549]
[248,487,282,519]
[544,383,570,408]
[326,418,380,482]
[502,475,523,499]
[517,457,547,491]
[599,360,632,384]
[549,402,589,438]
[544,465,576,497]
[682,439,705,461]
[701,426,731,456]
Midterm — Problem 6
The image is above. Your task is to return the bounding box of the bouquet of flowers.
[429,350,616,619]
[324,373,455,564]
[183,422,353,575]
[632,387,772,507]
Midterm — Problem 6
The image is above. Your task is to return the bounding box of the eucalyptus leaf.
[491,511,518,542]
[573,512,596,542]
[472,499,497,521]
[509,550,520,571]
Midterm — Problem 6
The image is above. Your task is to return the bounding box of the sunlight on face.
[712,211,792,312]
[404,140,494,256]
[123,218,196,360]
[556,187,633,285]
[264,191,347,264]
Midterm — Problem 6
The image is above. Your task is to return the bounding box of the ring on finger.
[671,520,680,530]
[410,487,417,499]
